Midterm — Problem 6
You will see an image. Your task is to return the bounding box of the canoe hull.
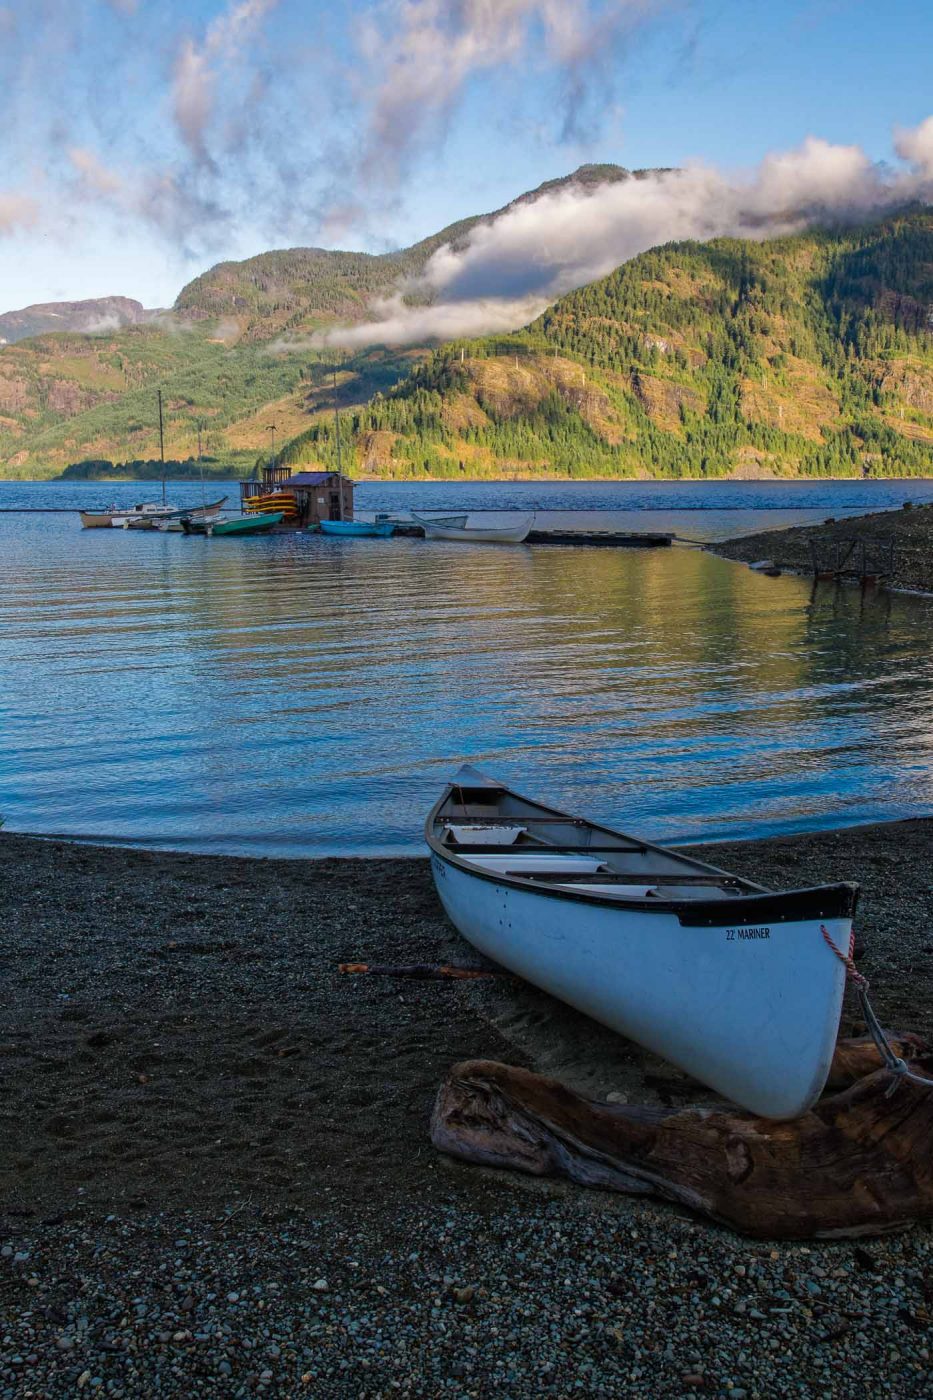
[429,848,849,1119]
[413,512,533,543]
[203,511,284,536]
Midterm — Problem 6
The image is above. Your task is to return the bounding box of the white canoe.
[426,767,859,1120]
[412,512,533,543]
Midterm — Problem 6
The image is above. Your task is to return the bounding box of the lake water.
[2,477,933,855]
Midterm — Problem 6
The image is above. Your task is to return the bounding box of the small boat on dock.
[154,497,229,532]
[80,495,229,529]
[182,511,284,536]
[413,512,533,543]
[426,767,859,1119]
[318,516,396,538]
[80,501,176,529]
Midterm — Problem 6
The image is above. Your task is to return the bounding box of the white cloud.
[894,115,933,177]
[356,0,662,183]
[68,147,123,197]
[0,192,39,235]
[171,0,279,165]
[318,118,933,348]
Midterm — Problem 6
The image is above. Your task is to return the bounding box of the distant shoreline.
[8,472,933,486]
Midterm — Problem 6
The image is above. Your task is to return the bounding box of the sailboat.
[154,423,227,530]
[79,389,178,528]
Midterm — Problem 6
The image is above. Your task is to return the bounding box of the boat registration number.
[726,926,771,941]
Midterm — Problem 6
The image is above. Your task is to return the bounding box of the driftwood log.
[431,1035,933,1238]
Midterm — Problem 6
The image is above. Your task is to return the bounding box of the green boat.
[183,511,284,537]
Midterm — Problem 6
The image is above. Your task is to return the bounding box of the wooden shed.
[240,465,354,529]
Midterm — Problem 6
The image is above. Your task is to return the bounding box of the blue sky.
[0,0,930,310]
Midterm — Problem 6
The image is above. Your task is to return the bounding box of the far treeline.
[59,458,233,481]
[280,209,933,481]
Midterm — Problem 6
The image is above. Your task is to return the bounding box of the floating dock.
[392,523,673,547]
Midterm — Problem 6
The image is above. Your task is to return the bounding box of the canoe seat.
[459,854,608,875]
[445,824,527,847]
[554,883,660,898]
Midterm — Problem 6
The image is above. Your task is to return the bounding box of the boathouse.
[240,464,354,529]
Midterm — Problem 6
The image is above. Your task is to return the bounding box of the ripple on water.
[1,490,933,853]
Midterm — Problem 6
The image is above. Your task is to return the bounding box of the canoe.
[318,519,395,538]
[425,767,859,1119]
[412,512,533,543]
[182,510,285,536]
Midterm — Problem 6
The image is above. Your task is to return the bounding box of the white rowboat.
[412,512,534,543]
[426,767,859,1120]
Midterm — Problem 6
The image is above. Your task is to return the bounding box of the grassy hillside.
[0,322,421,477]
[279,208,933,480]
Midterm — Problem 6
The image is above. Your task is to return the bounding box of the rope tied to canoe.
[821,925,933,1095]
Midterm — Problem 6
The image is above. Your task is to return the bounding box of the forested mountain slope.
[280,209,933,480]
[0,164,638,476]
[171,164,637,342]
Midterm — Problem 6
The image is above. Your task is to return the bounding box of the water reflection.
[1,516,932,854]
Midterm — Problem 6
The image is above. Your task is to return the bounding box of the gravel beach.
[2,824,932,1397]
[712,501,933,593]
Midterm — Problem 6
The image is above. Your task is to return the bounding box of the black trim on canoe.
[425,777,860,927]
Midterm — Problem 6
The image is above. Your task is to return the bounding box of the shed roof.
[279,471,341,487]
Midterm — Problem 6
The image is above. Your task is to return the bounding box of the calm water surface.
[2,478,933,854]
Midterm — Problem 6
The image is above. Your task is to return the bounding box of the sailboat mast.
[197,421,205,510]
[157,388,165,505]
[333,367,343,521]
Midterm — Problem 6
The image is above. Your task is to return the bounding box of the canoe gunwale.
[425,780,859,927]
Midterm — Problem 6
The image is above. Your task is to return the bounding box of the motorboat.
[318,516,396,538]
[182,511,284,536]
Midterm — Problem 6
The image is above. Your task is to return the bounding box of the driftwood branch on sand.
[431,1035,933,1239]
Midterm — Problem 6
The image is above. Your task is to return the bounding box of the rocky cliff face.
[0,297,151,345]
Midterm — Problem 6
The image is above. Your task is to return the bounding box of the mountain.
[171,164,639,342]
[2,179,931,481]
[278,208,933,481]
[0,296,151,345]
[0,164,641,477]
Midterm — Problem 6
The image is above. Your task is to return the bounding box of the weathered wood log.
[431,1036,933,1239]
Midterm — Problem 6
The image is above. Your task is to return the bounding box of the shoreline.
[3,822,933,1393]
[7,805,933,862]
[7,472,933,486]
[711,501,933,594]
